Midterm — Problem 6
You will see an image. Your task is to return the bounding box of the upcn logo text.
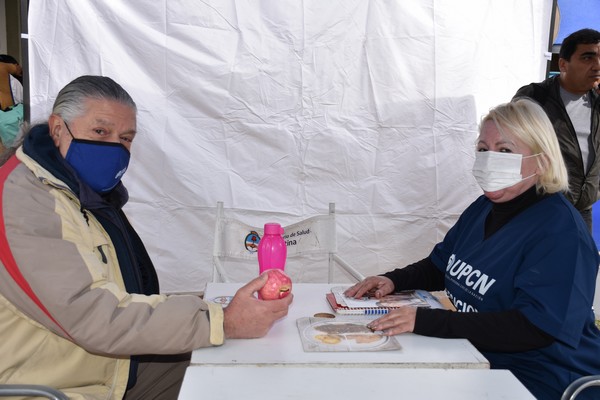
[446,254,496,296]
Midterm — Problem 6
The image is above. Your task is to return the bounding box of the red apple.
[258,269,292,300]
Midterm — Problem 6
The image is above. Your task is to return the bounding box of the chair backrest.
[212,202,364,283]
[561,375,600,400]
[0,384,68,400]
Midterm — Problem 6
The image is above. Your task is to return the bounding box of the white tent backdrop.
[28,0,552,293]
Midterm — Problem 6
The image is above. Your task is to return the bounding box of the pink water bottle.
[257,223,287,274]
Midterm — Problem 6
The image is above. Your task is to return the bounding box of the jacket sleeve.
[414,307,554,352]
[2,161,224,356]
[382,257,445,292]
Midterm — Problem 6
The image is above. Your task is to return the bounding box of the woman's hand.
[344,276,394,299]
[367,307,417,336]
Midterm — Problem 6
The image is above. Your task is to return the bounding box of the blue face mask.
[63,121,130,194]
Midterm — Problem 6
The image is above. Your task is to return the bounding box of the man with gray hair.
[0,75,292,399]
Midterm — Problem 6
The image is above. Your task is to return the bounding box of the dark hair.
[0,54,19,64]
[559,28,600,61]
[52,75,136,122]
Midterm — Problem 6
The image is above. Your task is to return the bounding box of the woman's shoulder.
[462,194,492,215]
[539,192,580,217]
[531,193,590,235]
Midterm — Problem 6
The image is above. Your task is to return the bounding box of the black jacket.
[514,76,600,211]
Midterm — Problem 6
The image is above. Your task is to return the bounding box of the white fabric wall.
[28,0,553,293]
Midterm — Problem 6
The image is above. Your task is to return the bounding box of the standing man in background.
[514,28,600,231]
[0,54,23,109]
[0,54,24,151]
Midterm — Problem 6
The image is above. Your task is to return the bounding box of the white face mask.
[472,151,538,192]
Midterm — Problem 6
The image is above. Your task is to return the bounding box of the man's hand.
[223,273,293,339]
[344,276,395,299]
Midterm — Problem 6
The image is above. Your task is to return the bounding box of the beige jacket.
[0,147,223,399]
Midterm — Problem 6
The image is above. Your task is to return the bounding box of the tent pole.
[546,0,559,78]
[19,0,29,124]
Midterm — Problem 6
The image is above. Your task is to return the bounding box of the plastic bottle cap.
[264,222,283,235]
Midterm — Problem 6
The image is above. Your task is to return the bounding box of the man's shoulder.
[513,77,556,101]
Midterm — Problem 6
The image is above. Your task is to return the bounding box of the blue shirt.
[430,193,600,399]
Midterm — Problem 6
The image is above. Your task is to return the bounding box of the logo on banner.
[245,231,260,253]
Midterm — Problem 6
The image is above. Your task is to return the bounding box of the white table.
[192,283,489,369]
[179,366,535,399]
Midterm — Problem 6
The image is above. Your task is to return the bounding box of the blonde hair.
[481,98,568,194]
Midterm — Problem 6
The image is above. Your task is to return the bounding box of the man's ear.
[558,57,567,73]
[47,114,62,147]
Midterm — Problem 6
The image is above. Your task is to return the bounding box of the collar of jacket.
[551,75,600,105]
[22,124,129,211]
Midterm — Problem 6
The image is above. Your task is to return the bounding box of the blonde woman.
[347,98,600,399]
